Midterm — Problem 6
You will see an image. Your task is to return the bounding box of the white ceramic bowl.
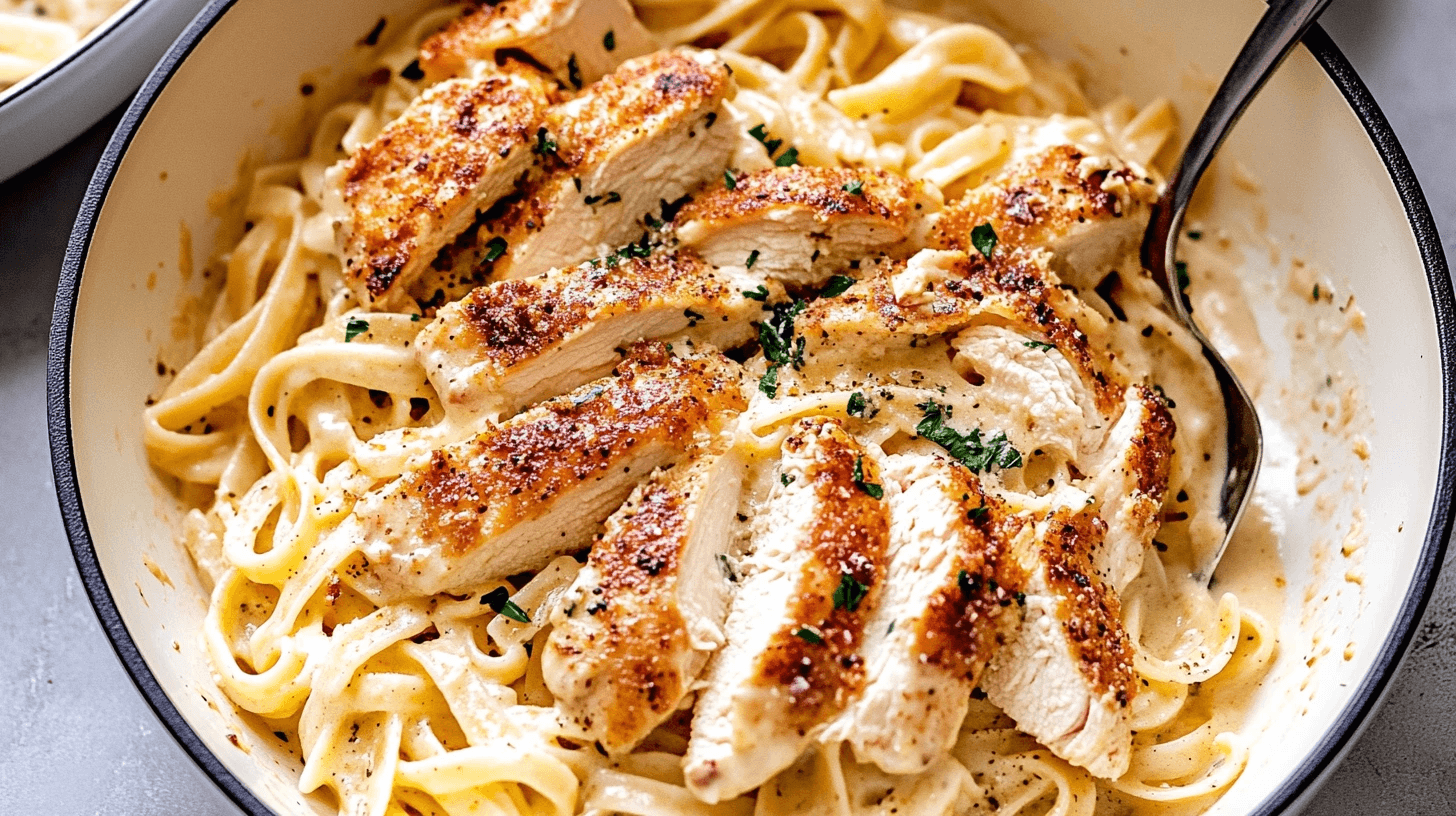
[47,0,1456,814]
[0,0,210,183]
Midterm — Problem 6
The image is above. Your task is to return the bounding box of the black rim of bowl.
[45,3,1456,814]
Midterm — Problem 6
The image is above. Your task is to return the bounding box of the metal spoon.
[1142,0,1333,584]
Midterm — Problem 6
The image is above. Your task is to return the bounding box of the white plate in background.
[0,0,208,182]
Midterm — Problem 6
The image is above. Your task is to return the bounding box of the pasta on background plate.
[0,0,130,88]
[146,1,1279,814]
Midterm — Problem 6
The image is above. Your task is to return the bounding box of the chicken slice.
[981,503,1136,779]
[673,166,940,288]
[332,65,557,307]
[416,250,761,423]
[463,48,736,282]
[1079,386,1175,591]
[929,144,1158,289]
[544,449,748,755]
[352,344,746,598]
[796,248,1124,419]
[419,0,657,86]
[948,324,1105,463]
[684,418,890,804]
[821,453,1023,774]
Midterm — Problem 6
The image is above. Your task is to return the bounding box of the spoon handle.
[1147,0,1334,303]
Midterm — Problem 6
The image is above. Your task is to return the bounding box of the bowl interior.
[54,0,1451,813]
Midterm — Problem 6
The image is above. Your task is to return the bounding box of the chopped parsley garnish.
[748,123,783,157]
[758,365,781,398]
[567,53,583,89]
[743,285,769,301]
[853,455,884,499]
[1151,384,1177,409]
[605,191,621,204]
[584,194,603,205]
[1312,283,1321,301]
[625,232,652,258]
[1175,261,1190,292]
[970,223,997,258]
[775,147,800,167]
[833,573,869,612]
[725,169,738,190]
[1023,340,1055,351]
[1187,230,1202,241]
[793,626,824,645]
[819,275,855,298]
[480,587,530,623]
[846,391,867,417]
[842,179,864,196]
[483,236,508,263]
[967,503,989,521]
[957,569,981,599]
[660,194,692,223]
[758,300,807,368]
[704,111,718,129]
[781,473,795,487]
[344,318,369,342]
[915,400,1023,473]
[533,127,557,155]
[603,30,616,51]
[745,249,760,269]
[718,553,737,582]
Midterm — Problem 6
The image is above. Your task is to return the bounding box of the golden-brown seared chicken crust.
[929,144,1157,256]
[421,0,564,80]
[442,48,731,281]
[911,463,1025,680]
[549,48,730,171]
[799,250,1123,415]
[340,65,556,302]
[1037,507,1134,703]
[675,166,921,231]
[436,250,739,374]
[1125,385,1176,499]
[406,343,745,558]
[419,0,652,86]
[755,418,889,731]
[551,474,693,745]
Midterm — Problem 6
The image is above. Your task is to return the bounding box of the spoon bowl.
[1142,0,1334,583]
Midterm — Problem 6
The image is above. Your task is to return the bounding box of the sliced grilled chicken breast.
[1080,386,1175,591]
[333,65,557,307]
[353,344,746,597]
[684,418,890,804]
[420,0,656,86]
[544,449,748,755]
[797,249,1123,419]
[465,49,736,282]
[930,144,1158,289]
[673,166,940,287]
[981,504,1136,779]
[821,453,1023,774]
[417,250,760,423]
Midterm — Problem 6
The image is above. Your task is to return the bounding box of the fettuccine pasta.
[149,2,1279,814]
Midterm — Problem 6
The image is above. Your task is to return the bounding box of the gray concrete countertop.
[1,2,1453,813]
